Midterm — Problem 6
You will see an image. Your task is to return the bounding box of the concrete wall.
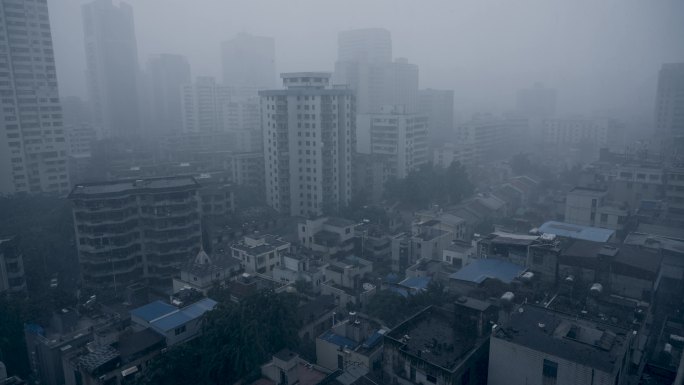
[488,335,615,385]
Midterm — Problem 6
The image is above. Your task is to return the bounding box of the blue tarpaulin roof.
[151,311,193,332]
[362,330,384,349]
[538,221,615,243]
[388,286,409,298]
[449,258,526,284]
[319,330,358,348]
[182,298,217,318]
[130,300,177,322]
[398,276,431,290]
[149,298,217,332]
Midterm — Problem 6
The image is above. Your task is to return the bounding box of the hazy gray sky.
[49,0,684,118]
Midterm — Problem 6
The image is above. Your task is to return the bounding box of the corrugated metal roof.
[130,300,177,323]
[449,258,526,284]
[150,298,217,332]
[539,221,615,243]
[398,276,431,290]
[319,330,358,349]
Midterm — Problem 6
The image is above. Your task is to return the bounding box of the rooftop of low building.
[493,305,632,373]
[384,306,483,372]
[539,221,615,243]
[69,176,199,198]
[449,258,526,285]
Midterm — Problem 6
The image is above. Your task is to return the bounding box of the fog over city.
[50,0,684,117]
[2,1,684,384]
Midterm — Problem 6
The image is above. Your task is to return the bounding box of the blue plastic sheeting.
[539,221,615,243]
[130,300,177,322]
[151,311,193,332]
[362,331,384,349]
[449,258,526,284]
[182,298,217,318]
[398,276,431,290]
[388,286,409,298]
[320,330,358,349]
[149,298,217,332]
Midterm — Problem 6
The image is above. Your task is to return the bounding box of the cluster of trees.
[136,290,300,385]
[384,162,474,209]
[0,195,78,377]
[363,281,450,327]
[0,195,77,295]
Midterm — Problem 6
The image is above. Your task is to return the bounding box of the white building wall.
[488,336,615,385]
[261,74,354,217]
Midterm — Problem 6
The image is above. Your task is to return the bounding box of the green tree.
[383,162,473,209]
[138,290,300,385]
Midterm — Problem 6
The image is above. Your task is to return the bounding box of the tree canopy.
[384,162,473,209]
[137,290,300,385]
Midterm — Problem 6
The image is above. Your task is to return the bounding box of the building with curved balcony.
[69,176,202,293]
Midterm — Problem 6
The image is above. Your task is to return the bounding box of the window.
[174,325,186,335]
[542,359,558,385]
[600,213,608,223]
[337,355,343,369]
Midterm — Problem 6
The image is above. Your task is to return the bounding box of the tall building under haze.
[516,82,557,118]
[142,54,191,136]
[221,33,276,89]
[337,28,392,64]
[655,63,684,156]
[0,0,70,195]
[82,0,140,138]
[69,176,202,293]
[334,29,419,114]
[334,28,391,114]
[419,89,455,145]
[260,73,355,217]
[181,77,230,134]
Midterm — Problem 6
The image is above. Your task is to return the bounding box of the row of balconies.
[80,245,142,261]
[73,198,137,212]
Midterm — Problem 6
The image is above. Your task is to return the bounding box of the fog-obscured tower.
[82,0,140,138]
[142,54,191,137]
[222,33,276,89]
[516,82,557,118]
[419,89,455,145]
[337,28,392,64]
[334,29,418,114]
[335,28,391,114]
[260,73,355,217]
[655,63,684,157]
[0,0,70,195]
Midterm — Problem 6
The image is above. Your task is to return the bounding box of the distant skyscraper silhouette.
[337,28,392,64]
[142,54,191,136]
[516,82,557,118]
[334,28,419,114]
[655,63,684,157]
[222,33,276,89]
[82,0,140,138]
[0,0,70,195]
[419,89,455,145]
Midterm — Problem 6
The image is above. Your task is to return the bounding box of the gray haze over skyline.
[49,0,684,121]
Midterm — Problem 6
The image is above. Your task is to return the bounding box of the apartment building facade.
[69,176,202,292]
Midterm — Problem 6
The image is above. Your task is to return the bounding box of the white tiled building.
[260,72,355,217]
[0,0,70,195]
